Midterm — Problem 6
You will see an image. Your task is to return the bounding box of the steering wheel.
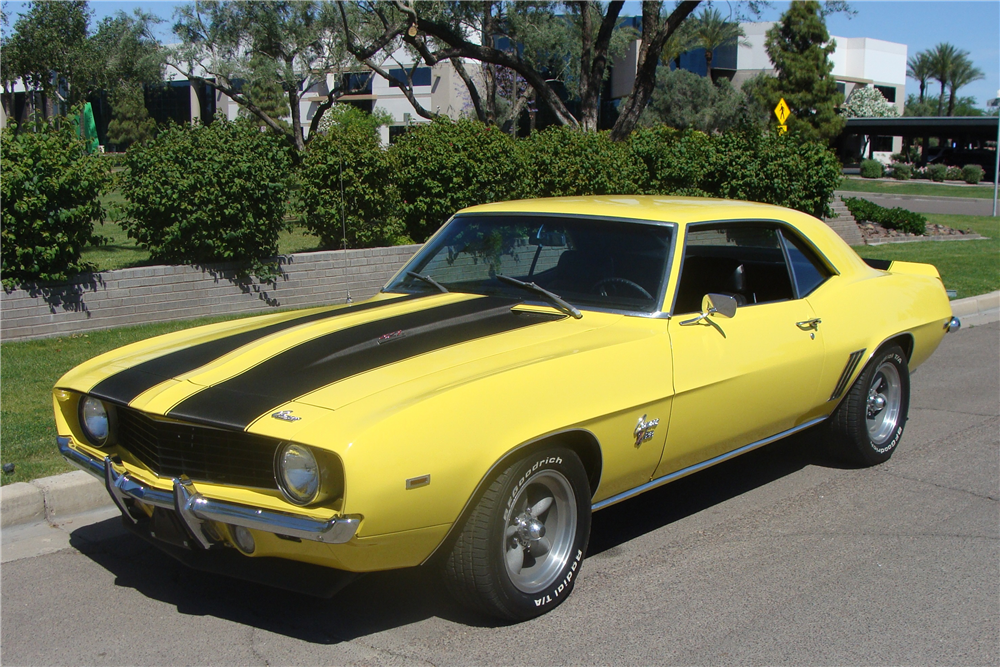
[592,277,653,300]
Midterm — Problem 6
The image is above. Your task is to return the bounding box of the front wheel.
[443,447,591,621]
[827,345,910,466]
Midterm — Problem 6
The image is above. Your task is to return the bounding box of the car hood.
[61,292,624,431]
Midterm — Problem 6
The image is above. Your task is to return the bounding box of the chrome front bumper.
[58,437,361,547]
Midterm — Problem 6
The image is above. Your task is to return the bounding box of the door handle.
[796,318,822,331]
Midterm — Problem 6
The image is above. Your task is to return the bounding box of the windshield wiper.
[497,275,583,320]
[407,271,448,293]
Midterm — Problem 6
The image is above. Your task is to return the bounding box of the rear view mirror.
[702,293,737,319]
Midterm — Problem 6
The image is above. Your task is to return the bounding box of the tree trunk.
[576,1,624,132]
[610,0,701,141]
[705,48,714,83]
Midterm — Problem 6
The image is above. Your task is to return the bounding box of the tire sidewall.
[490,448,591,619]
[855,346,910,464]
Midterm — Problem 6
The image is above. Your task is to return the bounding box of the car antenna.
[340,157,353,304]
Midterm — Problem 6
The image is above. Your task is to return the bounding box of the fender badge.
[634,414,660,447]
[271,410,301,422]
[377,329,405,344]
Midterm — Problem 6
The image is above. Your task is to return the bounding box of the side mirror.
[702,293,737,319]
[680,293,738,326]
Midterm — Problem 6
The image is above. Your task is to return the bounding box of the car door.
[653,221,830,479]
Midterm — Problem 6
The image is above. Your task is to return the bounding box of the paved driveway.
[2,323,997,666]
[836,190,997,217]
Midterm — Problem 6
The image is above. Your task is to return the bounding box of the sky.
[5,0,999,109]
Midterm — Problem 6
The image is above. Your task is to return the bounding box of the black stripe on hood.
[88,294,421,406]
[166,296,563,430]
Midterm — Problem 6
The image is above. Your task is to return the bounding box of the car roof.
[460,195,804,226]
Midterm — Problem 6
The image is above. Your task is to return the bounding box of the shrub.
[627,126,713,196]
[890,163,911,180]
[298,106,404,249]
[860,159,884,178]
[700,129,843,218]
[520,125,644,198]
[962,164,985,184]
[945,166,963,181]
[120,118,292,273]
[0,119,110,287]
[389,118,523,242]
[927,163,947,182]
[842,196,926,235]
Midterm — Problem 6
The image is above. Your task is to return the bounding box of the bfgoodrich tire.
[827,344,910,466]
[443,447,591,621]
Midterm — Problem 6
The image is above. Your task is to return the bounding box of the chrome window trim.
[383,212,679,319]
[668,218,841,317]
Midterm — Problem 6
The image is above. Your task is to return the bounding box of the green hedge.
[120,118,292,273]
[389,118,524,242]
[927,164,947,182]
[843,196,927,235]
[520,126,644,198]
[860,159,884,178]
[298,106,404,249]
[890,163,912,180]
[627,126,713,196]
[1,120,110,287]
[962,164,984,184]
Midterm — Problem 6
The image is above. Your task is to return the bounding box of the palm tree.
[660,19,696,70]
[928,42,961,115]
[692,7,745,82]
[946,58,984,115]
[906,52,933,104]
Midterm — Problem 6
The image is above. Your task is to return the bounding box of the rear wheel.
[443,447,591,621]
[827,345,910,466]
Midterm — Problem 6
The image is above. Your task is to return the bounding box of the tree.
[106,83,156,148]
[641,67,747,133]
[927,42,961,116]
[946,57,984,116]
[691,6,744,82]
[755,1,844,142]
[238,55,291,130]
[842,85,898,118]
[360,0,701,139]
[170,1,364,153]
[906,51,932,104]
[5,1,91,116]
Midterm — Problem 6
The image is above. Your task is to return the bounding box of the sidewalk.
[3,290,998,534]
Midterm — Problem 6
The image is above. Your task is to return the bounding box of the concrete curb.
[2,291,998,531]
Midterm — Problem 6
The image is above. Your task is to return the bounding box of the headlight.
[276,443,321,505]
[79,396,111,446]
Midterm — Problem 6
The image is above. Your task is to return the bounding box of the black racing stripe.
[167,297,562,430]
[89,294,421,405]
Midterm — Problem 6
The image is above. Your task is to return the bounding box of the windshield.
[385,214,674,313]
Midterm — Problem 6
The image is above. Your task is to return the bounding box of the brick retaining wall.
[1,245,422,342]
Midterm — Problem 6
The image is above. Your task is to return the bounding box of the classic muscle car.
[54,196,959,621]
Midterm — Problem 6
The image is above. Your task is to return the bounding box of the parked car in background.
[55,196,958,621]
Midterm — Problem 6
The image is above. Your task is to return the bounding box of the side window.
[779,230,832,298]
[673,223,795,314]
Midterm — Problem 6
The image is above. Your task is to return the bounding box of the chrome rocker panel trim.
[591,417,827,511]
[58,437,361,545]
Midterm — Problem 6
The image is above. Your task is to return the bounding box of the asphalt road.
[836,189,998,217]
[2,323,997,666]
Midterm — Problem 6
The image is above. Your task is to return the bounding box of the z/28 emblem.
[634,414,660,447]
[271,410,301,422]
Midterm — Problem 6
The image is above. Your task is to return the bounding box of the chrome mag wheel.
[866,361,902,447]
[502,469,577,595]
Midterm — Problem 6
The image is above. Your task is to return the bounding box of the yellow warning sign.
[777,124,788,135]
[774,98,791,125]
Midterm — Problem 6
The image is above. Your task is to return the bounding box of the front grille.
[115,407,279,489]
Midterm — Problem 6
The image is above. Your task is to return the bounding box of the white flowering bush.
[843,86,899,118]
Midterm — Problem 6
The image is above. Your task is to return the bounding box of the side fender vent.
[829,349,866,401]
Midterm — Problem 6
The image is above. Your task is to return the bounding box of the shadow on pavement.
[68,426,850,642]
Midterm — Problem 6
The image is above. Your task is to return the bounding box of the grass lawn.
[0,313,268,485]
[838,178,996,199]
[3,213,996,486]
[852,214,999,299]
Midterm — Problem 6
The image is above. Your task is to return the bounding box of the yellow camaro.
[54,196,958,621]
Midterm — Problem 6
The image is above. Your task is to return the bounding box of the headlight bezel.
[273,442,343,507]
[78,395,115,447]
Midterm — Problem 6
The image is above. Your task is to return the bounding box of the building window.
[875,85,896,103]
[836,82,846,96]
[389,67,432,88]
[873,136,894,152]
